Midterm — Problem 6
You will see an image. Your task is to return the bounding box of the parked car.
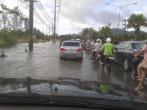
[59,40,83,60]
[113,41,145,71]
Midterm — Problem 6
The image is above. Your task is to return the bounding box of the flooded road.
[0,41,98,81]
[0,41,143,88]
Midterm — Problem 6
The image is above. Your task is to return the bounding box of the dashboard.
[0,106,103,110]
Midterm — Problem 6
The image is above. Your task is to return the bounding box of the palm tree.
[127,14,147,40]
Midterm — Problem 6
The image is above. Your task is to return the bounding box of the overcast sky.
[1,0,147,35]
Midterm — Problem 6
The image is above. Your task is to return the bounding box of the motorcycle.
[90,50,102,63]
[85,45,91,53]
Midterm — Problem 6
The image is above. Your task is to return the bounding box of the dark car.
[114,41,145,71]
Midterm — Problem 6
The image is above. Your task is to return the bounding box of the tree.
[99,26,112,41]
[0,5,26,31]
[81,28,98,40]
[0,36,7,57]
[0,30,17,57]
[127,14,147,40]
[81,28,98,45]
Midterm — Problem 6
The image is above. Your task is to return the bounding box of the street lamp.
[106,2,137,42]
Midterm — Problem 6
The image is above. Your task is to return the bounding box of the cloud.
[60,0,103,23]
[60,0,132,26]
[1,0,147,34]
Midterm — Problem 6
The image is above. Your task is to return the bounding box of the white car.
[59,41,83,60]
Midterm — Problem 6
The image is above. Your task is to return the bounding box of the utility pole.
[54,0,57,39]
[46,26,47,36]
[52,20,54,36]
[108,23,111,28]
[123,19,127,31]
[106,2,137,42]
[28,0,34,51]
[49,25,51,35]
[122,19,127,41]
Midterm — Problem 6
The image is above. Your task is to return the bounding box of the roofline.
[120,41,145,43]
[63,40,80,42]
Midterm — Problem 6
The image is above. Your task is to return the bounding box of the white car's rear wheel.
[60,56,64,59]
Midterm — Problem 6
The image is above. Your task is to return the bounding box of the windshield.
[63,42,80,47]
[131,42,145,51]
[0,0,147,108]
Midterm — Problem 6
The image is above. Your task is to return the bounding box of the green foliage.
[127,14,147,40]
[99,26,112,36]
[98,26,112,41]
[81,28,98,40]
[127,14,147,29]
[0,30,17,48]
[33,28,46,39]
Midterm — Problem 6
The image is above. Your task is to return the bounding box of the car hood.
[0,77,146,103]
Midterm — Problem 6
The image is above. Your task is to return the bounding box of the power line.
[36,1,51,18]
[34,7,49,24]
[19,0,26,4]
[35,3,51,24]
[34,10,52,35]
[15,0,52,35]
[16,0,54,35]
[16,0,28,9]
[34,10,50,28]
[35,2,52,30]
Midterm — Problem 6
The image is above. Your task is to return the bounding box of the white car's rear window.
[63,42,80,47]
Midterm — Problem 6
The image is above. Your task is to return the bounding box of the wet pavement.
[0,41,144,89]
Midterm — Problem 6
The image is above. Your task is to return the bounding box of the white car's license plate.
[66,54,76,58]
[67,49,75,53]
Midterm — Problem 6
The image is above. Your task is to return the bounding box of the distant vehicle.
[114,41,145,71]
[59,40,83,60]
[75,39,81,42]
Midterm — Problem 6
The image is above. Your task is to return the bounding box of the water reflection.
[99,64,111,84]
[0,77,50,94]
[27,51,33,60]
[26,77,32,94]
[59,59,82,79]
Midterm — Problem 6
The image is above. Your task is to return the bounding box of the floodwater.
[0,41,98,81]
[0,41,144,88]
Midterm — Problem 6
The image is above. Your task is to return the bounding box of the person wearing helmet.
[96,39,102,52]
[101,38,113,57]
[85,40,91,52]
[134,40,147,91]
[91,39,102,59]
[100,38,113,64]
[86,40,91,46]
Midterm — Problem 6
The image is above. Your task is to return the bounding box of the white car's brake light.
[76,48,83,52]
[60,48,66,52]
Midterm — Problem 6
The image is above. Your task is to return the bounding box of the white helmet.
[106,38,111,43]
[96,39,100,42]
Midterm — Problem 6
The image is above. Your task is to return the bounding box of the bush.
[0,30,17,48]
